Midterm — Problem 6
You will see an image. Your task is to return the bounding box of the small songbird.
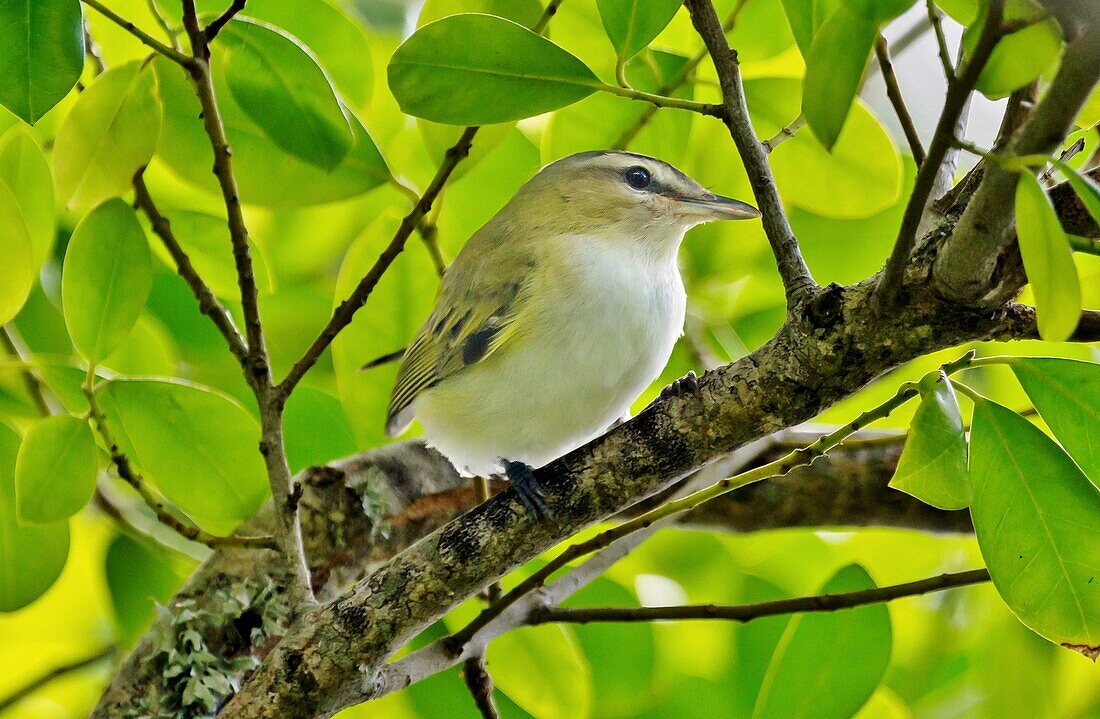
[384,150,760,515]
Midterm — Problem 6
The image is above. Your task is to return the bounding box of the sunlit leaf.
[746,78,902,218]
[0,423,69,612]
[1014,173,1080,342]
[154,56,389,208]
[52,60,162,210]
[0,0,84,124]
[596,0,683,61]
[99,378,270,534]
[779,0,842,57]
[222,18,354,170]
[488,624,593,719]
[970,399,1100,655]
[0,179,34,325]
[146,210,274,300]
[388,14,599,124]
[890,374,971,510]
[1010,357,1100,489]
[753,564,891,719]
[15,415,97,523]
[61,199,152,363]
[964,11,1062,99]
[0,127,55,268]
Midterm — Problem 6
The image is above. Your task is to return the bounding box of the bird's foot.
[502,459,554,521]
[659,370,699,401]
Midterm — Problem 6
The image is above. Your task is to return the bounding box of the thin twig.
[389,175,447,276]
[181,0,315,604]
[533,568,990,624]
[926,0,955,81]
[761,115,805,153]
[876,0,1006,306]
[875,35,927,165]
[1070,234,1100,256]
[205,0,247,41]
[445,352,980,651]
[0,647,118,713]
[462,654,500,719]
[85,381,276,551]
[0,326,52,417]
[145,0,180,49]
[685,0,816,307]
[133,172,249,366]
[80,0,194,66]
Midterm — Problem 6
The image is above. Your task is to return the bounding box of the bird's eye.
[624,166,651,190]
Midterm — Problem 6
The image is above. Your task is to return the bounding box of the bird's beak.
[676,193,761,221]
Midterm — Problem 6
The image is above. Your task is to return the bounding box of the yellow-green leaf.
[15,415,97,523]
[52,60,162,210]
[0,127,55,268]
[802,6,876,150]
[970,399,1100,654]
[890,375,971,510]
[0,423,69,612]
[61,199,152,363]
[488,624,593,719]
[596,0,683,61]
[1014,172,1080,342]
[0,179,34,324]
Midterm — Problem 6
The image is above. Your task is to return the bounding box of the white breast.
[414,235,687,477]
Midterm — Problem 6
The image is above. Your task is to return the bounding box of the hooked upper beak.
[676,193,761,221]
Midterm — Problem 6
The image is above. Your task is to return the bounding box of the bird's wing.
[385,250,535,436]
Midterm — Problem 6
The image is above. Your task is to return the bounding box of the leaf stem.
[874,35,927,166]
[80,0,194,66]
[0,326,52,417]
[597,81,725,116]
[533,568,991,624]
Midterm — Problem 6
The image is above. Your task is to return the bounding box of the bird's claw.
[659,370,699,401]
[502,459,555,522]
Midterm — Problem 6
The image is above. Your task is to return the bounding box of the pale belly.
[414,254,686,477]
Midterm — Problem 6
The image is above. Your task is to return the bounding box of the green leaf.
[61,199,153,363]
[146,210,273,300]
[154,56,389,208]
[418,0,544,29]
[802,6,876,151]
[1010,357,1100,490]
[52,60,162,210]
[1014,173,1080,342]
[221,18,354,171]
[596,0,683,61]
[0,0,85,124]
[1050,159,1100,230]
[0,127,55,268]
[890,374,971,510]
[779,0,842,58]
[0,423,70,612]
[753,564,892,719]
[283,387,358,473]
[98,378,269,534]
[746,78,902,218]
[969,399,1100,655]
[964,13,1062,98]
[388,13,599,125]
[105,533,189,641]
[15,415,97,523]
[0,178,34,325]
[488,624,593,719]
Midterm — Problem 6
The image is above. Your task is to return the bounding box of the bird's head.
[502,150,761,243]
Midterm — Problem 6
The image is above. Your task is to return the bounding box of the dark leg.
[502,459,553,520]
[660,370,699,400]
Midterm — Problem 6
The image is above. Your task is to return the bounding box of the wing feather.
[385,249,534,436]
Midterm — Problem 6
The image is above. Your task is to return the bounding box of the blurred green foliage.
[0,0,1098,717]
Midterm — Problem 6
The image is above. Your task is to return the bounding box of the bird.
[383,150,761,516]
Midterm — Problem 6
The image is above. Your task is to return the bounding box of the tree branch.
[934,14,1100,303]
[874,35,926,165]
[180,0,314,604]
[685,0,816,307]
[80,0,193,66]
[877,0,1006,306]
[926,0,955,81]
[533,568,990,624]
[462,654,500,719]
[205,0,246,41]
[132,171,249,366]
